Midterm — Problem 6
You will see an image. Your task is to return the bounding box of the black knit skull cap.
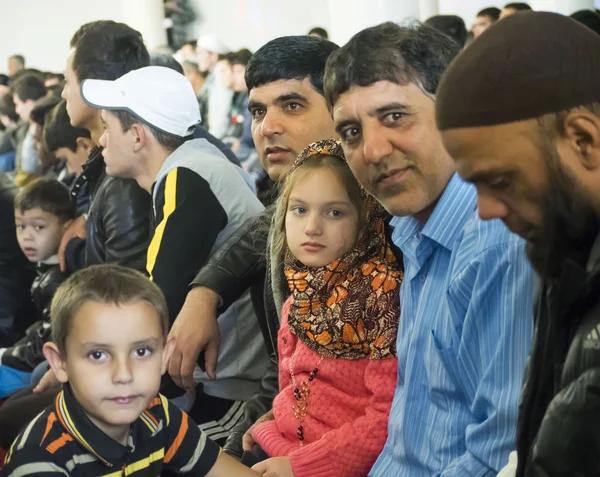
[436,11,600,130]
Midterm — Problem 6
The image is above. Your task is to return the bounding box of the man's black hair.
[150,53,184,74]
[0,94,19,123]
[45,72,65,83]
[0,74,9,86]
[231,48,253,67]
[11,74,46,102]
[10,68,44,84]
[477,7,501,21]
[245,35,339,95]
[44,101,91,153]
[425,15,468,47]
[571,10,600,35]
[504,3,532,11]
[325,22,461,108]
[14,178,75,223]
[69,20,150,82]
[308,27,329,39]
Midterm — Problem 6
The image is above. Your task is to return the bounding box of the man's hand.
[33,369,61,393]
[58,216,87,272]
[252,457,295,477]
[243,409,275,451]
[168,286,221,390]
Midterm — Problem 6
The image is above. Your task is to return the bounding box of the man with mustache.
[166,35,339,459]
[324,22,535,476]
[437,12,600,476]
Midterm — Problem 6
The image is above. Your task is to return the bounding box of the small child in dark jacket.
[0,178,74,397]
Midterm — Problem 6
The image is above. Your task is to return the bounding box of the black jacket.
[65,147,151,273]
[1,262,68,372]
[517,233,600,477]
[0,173,35,344]
[191,206,280,458]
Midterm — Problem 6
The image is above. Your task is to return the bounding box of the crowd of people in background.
[0,2,599,477]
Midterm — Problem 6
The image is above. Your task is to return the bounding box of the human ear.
[42,342,70,383]
[562,109,600,171]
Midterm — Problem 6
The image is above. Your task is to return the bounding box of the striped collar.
[54,385,161,468]
[390,173,477,253]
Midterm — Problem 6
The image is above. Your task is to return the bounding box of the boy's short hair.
[230,48,253,67]
[424,15,468,47]
[51,264,169,354]
[112,110,186,152]
[69,20,150,82]
[11,74,47,102]
[477,7,501,21]
[503,2,532,11]
[14,178,75,222]
[44,100,91,153]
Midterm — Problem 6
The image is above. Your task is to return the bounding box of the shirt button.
[283,337,287,344]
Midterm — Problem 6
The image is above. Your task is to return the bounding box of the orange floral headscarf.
[282,139,402,360]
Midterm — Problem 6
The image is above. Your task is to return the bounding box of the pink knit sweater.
[252,296,398,477]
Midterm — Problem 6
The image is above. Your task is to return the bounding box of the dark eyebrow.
[373,102,410,116]
[335,102,411,135]
[274,93,309,106]
[247,100,265,112]
[335,119,358,136]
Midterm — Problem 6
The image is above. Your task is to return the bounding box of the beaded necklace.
[289,351,323,447]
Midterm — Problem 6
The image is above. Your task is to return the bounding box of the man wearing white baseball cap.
[81,65,271,441]
[196,34,233,140]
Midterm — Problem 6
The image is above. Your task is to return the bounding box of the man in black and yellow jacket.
[80,65,270,444]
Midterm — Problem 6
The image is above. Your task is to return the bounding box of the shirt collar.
[39,255,59,266]
[390,173,477,252]
[55,384,133,468]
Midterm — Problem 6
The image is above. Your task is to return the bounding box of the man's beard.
[526,144,599,279]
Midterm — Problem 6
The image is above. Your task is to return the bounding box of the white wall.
[0,0,166,73]
[0,0,596,74]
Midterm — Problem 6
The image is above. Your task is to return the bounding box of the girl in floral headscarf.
[248,139,402,477]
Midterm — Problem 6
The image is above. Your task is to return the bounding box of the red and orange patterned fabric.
[284,139,402,360]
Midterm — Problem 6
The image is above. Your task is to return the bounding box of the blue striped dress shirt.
[370,174,534,477]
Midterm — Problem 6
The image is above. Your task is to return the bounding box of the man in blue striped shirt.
[324,22,535,476]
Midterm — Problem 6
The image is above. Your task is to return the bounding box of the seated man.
[166,35,340,458]
[436,12,600,476]
[0,264,260,477]
[0,179,74,398]
[324,22,535,476]
[80,65,270,443]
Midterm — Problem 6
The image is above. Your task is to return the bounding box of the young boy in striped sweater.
[1,264,259,477]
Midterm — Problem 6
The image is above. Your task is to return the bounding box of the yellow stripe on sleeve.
[147,169,178,281]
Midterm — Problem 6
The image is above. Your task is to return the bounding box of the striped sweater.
[1,385,220,476]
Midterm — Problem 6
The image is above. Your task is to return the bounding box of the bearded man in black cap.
[437,11,600,477]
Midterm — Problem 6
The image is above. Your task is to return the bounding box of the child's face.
[15,207,70,262]
[48,300,170,444]
[285,167,360,267]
